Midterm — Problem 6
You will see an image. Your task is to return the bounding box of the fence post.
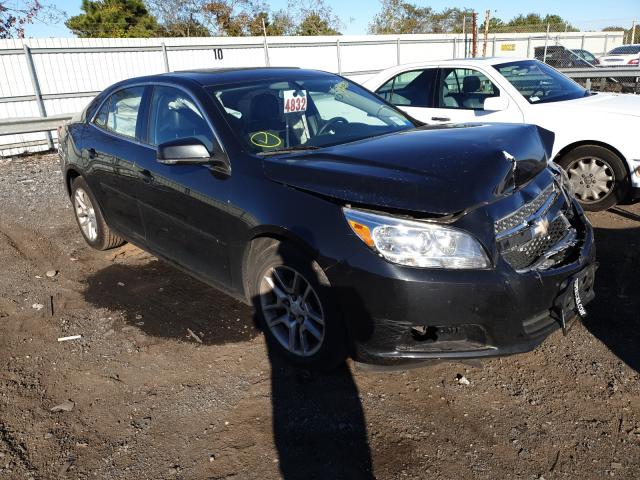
[23,45,53,150]
[452,37,457,58]
[603,34,608,56]
[526,36,531,58]
[396,37,401,65]
[492,36,496,56]
[161,42,170,72]
[543,23,550,63]
[581,34,585,50]
[336,39,342,75]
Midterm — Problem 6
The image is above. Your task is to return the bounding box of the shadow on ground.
[84,260,257,345]
[583,212,640,373]
[84,254,375,479]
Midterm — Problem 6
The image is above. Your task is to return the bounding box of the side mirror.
[157,138,212,165]
[483,95,509,112]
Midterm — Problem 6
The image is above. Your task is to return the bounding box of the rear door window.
[437,68,500,110]
[93,87,144,139]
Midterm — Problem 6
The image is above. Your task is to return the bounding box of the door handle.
[431,116,451,122]
[87,148,96,159]
[138,168,153,184]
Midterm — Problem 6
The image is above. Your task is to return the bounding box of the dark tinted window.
[149,86,214,152]
[93,87,144,139]
[608,45,640,55]
[375,69,436,107]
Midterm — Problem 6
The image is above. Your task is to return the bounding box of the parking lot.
[0,152,639,479]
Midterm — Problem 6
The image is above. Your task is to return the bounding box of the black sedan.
[58,67,596,369]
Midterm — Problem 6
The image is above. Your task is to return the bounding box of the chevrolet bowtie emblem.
[532,218,550,237]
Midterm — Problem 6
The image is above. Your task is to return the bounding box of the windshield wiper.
[257,145,322,156]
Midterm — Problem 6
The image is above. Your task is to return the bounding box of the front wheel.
[248,239,347,371]
[558,145,629,212]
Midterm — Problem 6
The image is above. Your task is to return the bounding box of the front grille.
[502,216,570,270]
[494,183,556,236]
[496,182,579,272]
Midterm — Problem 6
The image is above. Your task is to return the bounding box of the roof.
[163,67,335,86]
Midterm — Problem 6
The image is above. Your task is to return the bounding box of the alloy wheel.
[259,266,325,357]
[566,157,615,204]
[74,188,98,241]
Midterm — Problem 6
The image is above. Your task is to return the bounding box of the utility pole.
[482,10,490,57]
[462,16,467,57]
[632,20,637,45]
[471,11,478,58]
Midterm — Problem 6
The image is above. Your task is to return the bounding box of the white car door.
[427,66,524,125]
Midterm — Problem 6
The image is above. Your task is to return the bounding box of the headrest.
[463,75,481,93]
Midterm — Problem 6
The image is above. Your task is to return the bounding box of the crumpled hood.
[263,123,553,215]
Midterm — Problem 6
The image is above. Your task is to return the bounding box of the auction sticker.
[283,90,307,113]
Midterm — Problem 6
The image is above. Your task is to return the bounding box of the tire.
[248,238,347,371]
[557,145,629,212]
[70,176,125,250]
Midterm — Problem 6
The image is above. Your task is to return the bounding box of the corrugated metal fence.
[0,31,624,156]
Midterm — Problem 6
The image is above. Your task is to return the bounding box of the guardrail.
[1,66,638,150]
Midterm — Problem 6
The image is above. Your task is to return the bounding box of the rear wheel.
[71,176,125,250]
[557,145,628,211]
[248,238,347,371]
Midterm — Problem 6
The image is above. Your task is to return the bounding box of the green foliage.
[368,1,471,34]
[65,0,161,37]
[484,13,579,33]
[159,17,209,36]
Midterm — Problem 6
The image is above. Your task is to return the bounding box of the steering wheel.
[318,117,348,136]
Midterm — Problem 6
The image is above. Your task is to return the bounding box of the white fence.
[0,31,624,156]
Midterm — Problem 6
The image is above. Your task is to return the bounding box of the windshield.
[494,60,587,104]
[207,77,416,154]
[607,45,640,55]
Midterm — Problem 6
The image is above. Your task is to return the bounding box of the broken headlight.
[343,207,490,269]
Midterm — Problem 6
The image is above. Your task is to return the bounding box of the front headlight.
[343,207,490,269]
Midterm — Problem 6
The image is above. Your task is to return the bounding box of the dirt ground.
[0,153,639,480]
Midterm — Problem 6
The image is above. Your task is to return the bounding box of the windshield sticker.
[389,116,409,126]
[331,81,349,98]
[530,96,540,103]
[250,131,282,149]
[283,90,307,113]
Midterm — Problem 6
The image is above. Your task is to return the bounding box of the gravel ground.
[0,153,639,480]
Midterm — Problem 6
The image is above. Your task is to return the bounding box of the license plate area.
[553,263,597,334]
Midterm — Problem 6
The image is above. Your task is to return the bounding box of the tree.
[603,25,639,44]
[1,0,62,38]
[66,0,161,37]
[368,1,471,35]
[490,13,578,33]
[159,16,210,36]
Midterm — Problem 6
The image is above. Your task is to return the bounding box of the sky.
[22,0,640,38]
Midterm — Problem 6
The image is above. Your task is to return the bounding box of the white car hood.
[534,93,640,118]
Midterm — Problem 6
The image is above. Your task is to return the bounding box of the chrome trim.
[495,183,558,240]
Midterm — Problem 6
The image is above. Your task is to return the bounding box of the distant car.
[364,58,640,211]
[534,46,595,68]
[570,49,599,66]
[58,68,596,369]
[599,44,640,66]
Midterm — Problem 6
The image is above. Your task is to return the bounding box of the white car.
[599,45,640,67]
[362,58,640,211]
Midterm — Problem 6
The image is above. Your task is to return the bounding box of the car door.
[84,86,148,242]
[134,84,232,287]
[428,67,524,125]
[374,68,438,122]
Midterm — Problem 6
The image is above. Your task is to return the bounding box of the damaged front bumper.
[329,183,596,366]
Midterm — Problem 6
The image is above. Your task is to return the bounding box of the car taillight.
[629,58,639,65]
